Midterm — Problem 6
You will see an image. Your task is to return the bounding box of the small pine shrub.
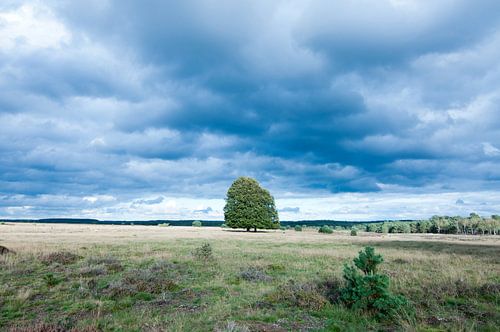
[341,247,412,320]
[221,223,228,228]
[158,223,170,227]
[294,225,303,232]
[318,225,333,234]
[192,220,202,227]
[350,227,358,236]
[279,226,287,231]
[192,243,213,261]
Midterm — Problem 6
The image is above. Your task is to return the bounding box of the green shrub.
[221,223,228,228]
[192,243,213,261]
[192,220,202,227]
[294,225,303,232]
[341,247,412,320]
[350,228,358,236]
[319,225,333,234]
[43,273,61,287]
[279,226,287,231]
[158,223,170,227]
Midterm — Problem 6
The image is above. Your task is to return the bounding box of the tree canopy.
[223,177,279,231]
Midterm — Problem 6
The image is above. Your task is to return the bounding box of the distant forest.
[2,213,499,235]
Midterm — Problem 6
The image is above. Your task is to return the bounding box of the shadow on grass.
[364,240,500,262]
[222,229,278,233]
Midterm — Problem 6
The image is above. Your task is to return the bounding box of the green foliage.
[192,220,202,227]
[158,223,170,227]
[221,223,228,228]
[192,243,213,261]
[350,227,358,236]
[294,225,303,232]
[359,213,500,235]
[43,273,61,287]
[318,225,333,234]
[341,247,412,320]
[353,247,383,274]
[223,177,279,231]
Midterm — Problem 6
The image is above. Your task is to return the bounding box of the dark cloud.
[1,1,500,218]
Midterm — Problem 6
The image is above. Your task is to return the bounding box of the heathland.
[0,223,499,331]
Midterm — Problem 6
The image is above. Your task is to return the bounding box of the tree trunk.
[246,228,250,232]
[254,227,257,232]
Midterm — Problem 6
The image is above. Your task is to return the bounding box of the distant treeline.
[358,214,500,235]
[0,218,374,227]
[2,214,499,235]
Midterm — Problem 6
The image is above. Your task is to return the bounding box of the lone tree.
[224,177,279,232]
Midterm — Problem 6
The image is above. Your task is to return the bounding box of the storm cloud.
[1,1,500,220]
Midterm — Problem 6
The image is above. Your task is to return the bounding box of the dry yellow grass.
[2,222,499,250]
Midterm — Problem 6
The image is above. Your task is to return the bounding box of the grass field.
[1,223,499,331]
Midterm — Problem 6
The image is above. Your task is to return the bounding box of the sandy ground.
[1,222,499,251]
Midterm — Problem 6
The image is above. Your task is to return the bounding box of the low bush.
[192,243,213,262]
[106,268,179,297]
[350,227,358,236]
[341,247,412,320]
[239,267,272,282]
[86,255,123,272]
[158,223,170,227]
[266,280,329,310]
[294,225,303,232]
[0,245,15,255]
[318,225,333,234]
[279,226,287,231]
[221,223,228,228]
[40,251,80,265]
[77,265,106,277]
[192,221,202,227]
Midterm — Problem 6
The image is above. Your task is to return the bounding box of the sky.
[1,0,500,221]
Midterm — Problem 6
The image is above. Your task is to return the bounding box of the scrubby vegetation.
[0,226,498,331]
[192,220,202,227]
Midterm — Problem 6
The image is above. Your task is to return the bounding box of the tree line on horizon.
[360,213,500,235]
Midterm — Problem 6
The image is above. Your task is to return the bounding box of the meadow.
[0,223,499,331]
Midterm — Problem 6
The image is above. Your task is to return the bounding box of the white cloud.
[0,3,71,51]
[482,142,500,157]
